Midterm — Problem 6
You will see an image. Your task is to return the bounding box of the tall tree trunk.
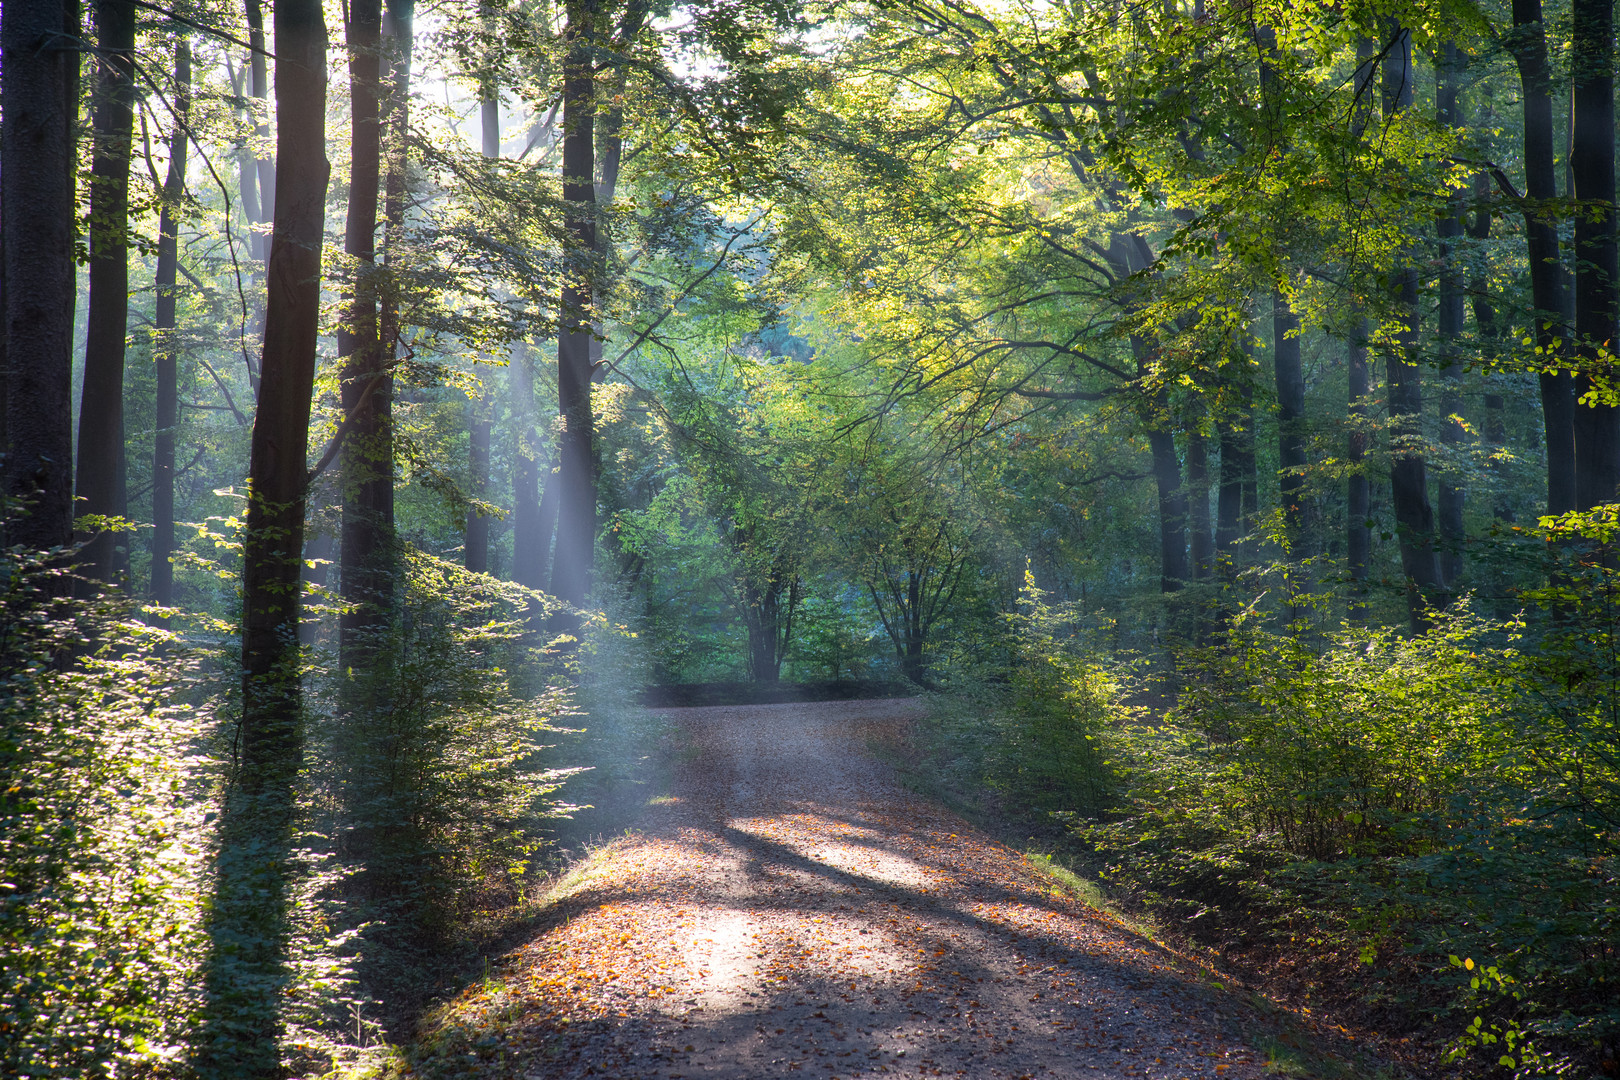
[372,0,411,550]
[2,0,80,554]
[1570,0,1620,510]
[1509,0,1575,516]
[1347,317,1372,618]
[1467,174,1514,525]
[151,37,192,607]
[232,63,260,245]
[1273,290,1307,553]
[582,1,649,399]
[200,0,328,1070]
[1383,20,1443,631]
[466,81,497,573]
[338,0,389,664]
[1346,36,1375,619]
[1150,423,1190,591]
[465,388,492,572]
[1216,349,1257,579]
[245,0,276,262]
[550,0,599,609]
[75,0,138,589]
[1435,41,1467,585]
[1187,421,1213,579]
[510,341,546,590]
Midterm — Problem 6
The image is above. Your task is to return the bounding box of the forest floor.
[394,698,1376,1080]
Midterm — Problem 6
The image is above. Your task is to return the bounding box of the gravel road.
[410,698,1273,1080]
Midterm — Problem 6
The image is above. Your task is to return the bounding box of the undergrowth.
[919,571,1620,1080]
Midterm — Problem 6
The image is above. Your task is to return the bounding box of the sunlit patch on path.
[402,699,1269,1079]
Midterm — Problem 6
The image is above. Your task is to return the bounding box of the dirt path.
[404,699,1276,1080]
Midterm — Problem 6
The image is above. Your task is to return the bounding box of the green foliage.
[310,547,589,1023]
[981,573,1125,818]
[1059,596,1620,1076]
[0,555,212,1078]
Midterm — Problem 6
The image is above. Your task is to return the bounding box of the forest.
[1,0,1617,1075]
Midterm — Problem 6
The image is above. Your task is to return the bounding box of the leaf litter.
[395,699,1281,1079]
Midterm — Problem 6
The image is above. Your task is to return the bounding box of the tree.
[338,0,392,662]
[1381,20,1443,629]
[2,0,80,555]
[465,74,498,575]
[1507,0,1575,518]
[550,0,599,611]
[199,0,329,1070]
[75,0,138,588]
[151,36,192,607]
[1570,0,1620,511]
[244,0,276,263]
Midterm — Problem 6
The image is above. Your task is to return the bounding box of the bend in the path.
[404,699,1293,1080]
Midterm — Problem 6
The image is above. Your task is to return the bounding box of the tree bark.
[245,0,276,262]
[338,0,390,663]
[465,388,492,572]
[1508,0,1576,516]
[510,341,547,590]
[1186,421,1213,579]
[1435,41,1467,585]
[1383,20,1442,630]
[1149,423,1190,592]
[1345,316,1372,618]
[151,38,192,607]
[76,0,139,588]
[1570,0,1620,510]
[2,0,80,554]
[372,0,411,547]
[201,0,327,1068]
[1346,37,1375,620]
[1273,290,1307,553]
[465,83,499,575]
[1216,353,1256,578]
[550,0,599,609]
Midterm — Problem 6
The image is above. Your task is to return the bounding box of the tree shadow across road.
[396,699,1305,1080]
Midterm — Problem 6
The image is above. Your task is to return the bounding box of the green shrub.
[1074,598,1618,1077]
[0,553,212,1078]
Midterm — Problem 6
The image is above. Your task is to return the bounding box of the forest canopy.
[1,0,1617,1074]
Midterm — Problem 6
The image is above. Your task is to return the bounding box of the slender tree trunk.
[1435,41,1467,585]
[1383,20,1442,630]
[1216,415,1245,576]
[465,388,492,572]
[2,0,80,554]
[1344,36,1375,620]
[151,38,192,607]
[1187,421,1213,579]
[1347,318,1372,618]
[1216,354,1257,579]
[550,0,599,609]
[76,0,139,589]
[466,82,497,573]
[583,2,648,397]
[1508,0,1576,517]
[1466,174,1515,526]
[1273,290,1307,552]
[1149,424,1190,592]
[372,0,411,555]
[338,0,389,664]
[510,341,546,590]
[230,61,260,256]
[1570,0,1620,510]
[200,0,328,1070]
[245,0,276,262]
[536,464,559,582]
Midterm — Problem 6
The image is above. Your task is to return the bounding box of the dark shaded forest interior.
[1,0,1618,1076]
